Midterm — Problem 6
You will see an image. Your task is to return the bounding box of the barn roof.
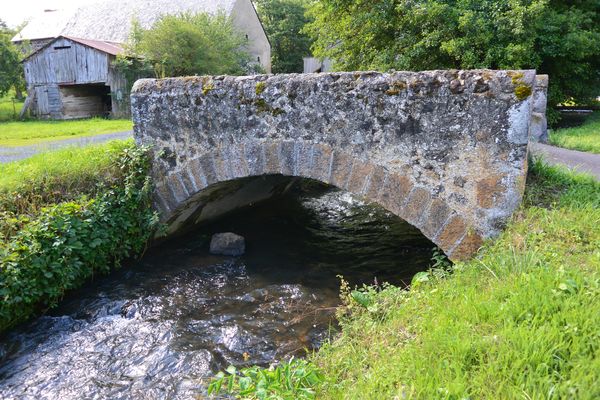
[23,36,124,61]
[13,0,238,43]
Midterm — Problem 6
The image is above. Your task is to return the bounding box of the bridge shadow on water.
[0,176,436,399]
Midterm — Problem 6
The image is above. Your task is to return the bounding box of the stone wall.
[131,70,543,260]
[530,75,549,143]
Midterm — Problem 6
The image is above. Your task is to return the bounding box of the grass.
[0,118,133,147]
[212,160,600,399]
[309,160,600,399]
[0,139,133,216]
[0,91,25,122]
[549,111,600,153]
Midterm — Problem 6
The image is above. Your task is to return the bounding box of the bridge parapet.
[132,70,545,260]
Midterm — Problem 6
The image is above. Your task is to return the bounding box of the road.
[529,142,600,180]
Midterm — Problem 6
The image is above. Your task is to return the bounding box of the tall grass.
[550,111,600,154]
[211,160,600,399]
[0,91,25,122]
[311,160,600,399]
[0,118,133,146]
[0,139,132,216]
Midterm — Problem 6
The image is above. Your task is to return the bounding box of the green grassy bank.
[0,118,133,147]
[550,111,600,154]
[0,140,157,332]
[212,160,600,399]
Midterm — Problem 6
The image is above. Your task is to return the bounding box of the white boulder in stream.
[210,233,245,256]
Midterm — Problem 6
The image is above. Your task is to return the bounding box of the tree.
[120,12,254,78]
[255,0,313,73]
[306,0,600,115]
[0,19,23,98]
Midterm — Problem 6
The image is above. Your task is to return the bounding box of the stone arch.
[153,139,482,261]
[132,70,543,262]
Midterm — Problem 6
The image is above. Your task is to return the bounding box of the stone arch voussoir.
[153,138,483,261]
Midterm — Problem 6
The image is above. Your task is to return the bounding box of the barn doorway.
[59,84,112,119]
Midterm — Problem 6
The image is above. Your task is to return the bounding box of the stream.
[0,182,433,399]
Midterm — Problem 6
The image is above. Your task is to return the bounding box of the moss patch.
[255,81,266,95]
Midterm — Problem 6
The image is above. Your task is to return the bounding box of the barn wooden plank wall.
[23,37,129,119]
[25,38,109,85]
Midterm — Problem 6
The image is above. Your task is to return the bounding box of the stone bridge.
[131,70,546,261]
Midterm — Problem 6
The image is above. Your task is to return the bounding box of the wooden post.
[18,87,35,120]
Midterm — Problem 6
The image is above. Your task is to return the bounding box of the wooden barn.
[14,0,271,120]
[22,36,127,119]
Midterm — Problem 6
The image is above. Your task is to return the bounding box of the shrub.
[0,144,158,332]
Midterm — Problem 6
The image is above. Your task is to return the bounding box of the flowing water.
[0,182,433,399]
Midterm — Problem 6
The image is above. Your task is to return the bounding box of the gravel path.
[0,131,133,163]
[529,142,600,180]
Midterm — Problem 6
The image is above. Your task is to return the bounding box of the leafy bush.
[208,358,324,400]
[0,144,158,332]
[306,0,600,116]
[116,12,256,82]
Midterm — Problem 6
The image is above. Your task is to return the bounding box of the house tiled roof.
[13,0,237,43]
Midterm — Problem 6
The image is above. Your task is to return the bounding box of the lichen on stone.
[514,84,532,101]
[385,80,407,96]
[255,81,266,95]
[509,72,532,101]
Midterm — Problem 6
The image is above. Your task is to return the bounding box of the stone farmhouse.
[12,0,271,119]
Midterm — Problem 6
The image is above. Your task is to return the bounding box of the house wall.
[232,0,271,73]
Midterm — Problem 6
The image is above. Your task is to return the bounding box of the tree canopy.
[119,12,255,79]
[0,20,23,97]
[306,0,600,112]
[255,0,313,73]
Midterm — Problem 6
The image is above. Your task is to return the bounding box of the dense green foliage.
[255,0,313,73]
[550,111,600,154]
[0,117,132,146]
[0,20,23,98]
[0,142,158,332]
[212,160,600,399]
[306,0,600,115]
[209,359,323,399]
[117,12,255,80]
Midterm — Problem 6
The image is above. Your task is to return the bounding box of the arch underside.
[153,139,484,261]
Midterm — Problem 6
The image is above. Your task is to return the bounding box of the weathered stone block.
[448,231,484,261]
[346,160,373,195]
[329,151,354,189]
[263,141,281,175]
[402,187,432,226]
[308,143,333,182]
[420,198,451,239]
[379,174,413,215]
[436,215,467,250]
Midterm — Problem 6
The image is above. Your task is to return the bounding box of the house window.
[53,45,71,50]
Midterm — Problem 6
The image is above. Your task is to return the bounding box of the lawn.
[0,118,133,147]
[212,159,600,399]
[549,111,600,153]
